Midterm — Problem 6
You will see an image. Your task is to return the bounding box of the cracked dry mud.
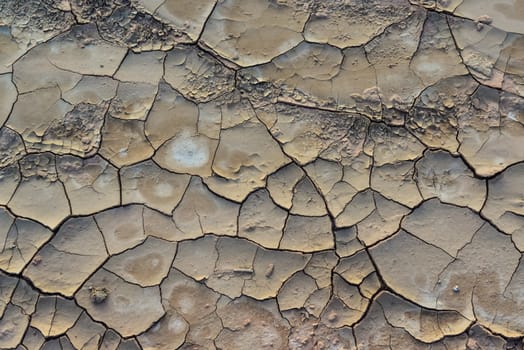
[0,0,524,349]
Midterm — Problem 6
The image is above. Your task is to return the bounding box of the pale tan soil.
[0,0,524,349]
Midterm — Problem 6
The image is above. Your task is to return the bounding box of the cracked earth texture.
[0,0,524,349]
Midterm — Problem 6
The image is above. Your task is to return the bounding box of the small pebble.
[477,15,493,25]
[327,312,338,322]
[264,263,274,278]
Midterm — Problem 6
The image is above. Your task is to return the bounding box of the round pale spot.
[168,134,209,169]
[153,183,174,198]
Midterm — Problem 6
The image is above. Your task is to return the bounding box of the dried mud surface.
[1,0,524,349]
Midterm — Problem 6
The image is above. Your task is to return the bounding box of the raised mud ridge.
[0,0,524,349]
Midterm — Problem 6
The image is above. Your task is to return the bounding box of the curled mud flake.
[89,287,109,305]
[327,312,337,322]
[31,255,42,266]
[476,15,493,30]
[264,264,274,278]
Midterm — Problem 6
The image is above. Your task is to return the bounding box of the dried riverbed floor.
[1,0,524,349]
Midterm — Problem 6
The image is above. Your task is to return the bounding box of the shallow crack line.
[45,296,58,337]
[91,218,109,258]
[0,216,15,253]
[205,105,223,182]
[275,98,375,122]
[378,299,450,346]
[402,228,456,259]
[407,9,430,72]
[433,223,484,291]
[8,26,75,70]
[2,73,20,130]
[194,0,219,45]
[502,254,522,298]
[277,210,291,250]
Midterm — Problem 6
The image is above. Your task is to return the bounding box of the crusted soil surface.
[1,0,524,349]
